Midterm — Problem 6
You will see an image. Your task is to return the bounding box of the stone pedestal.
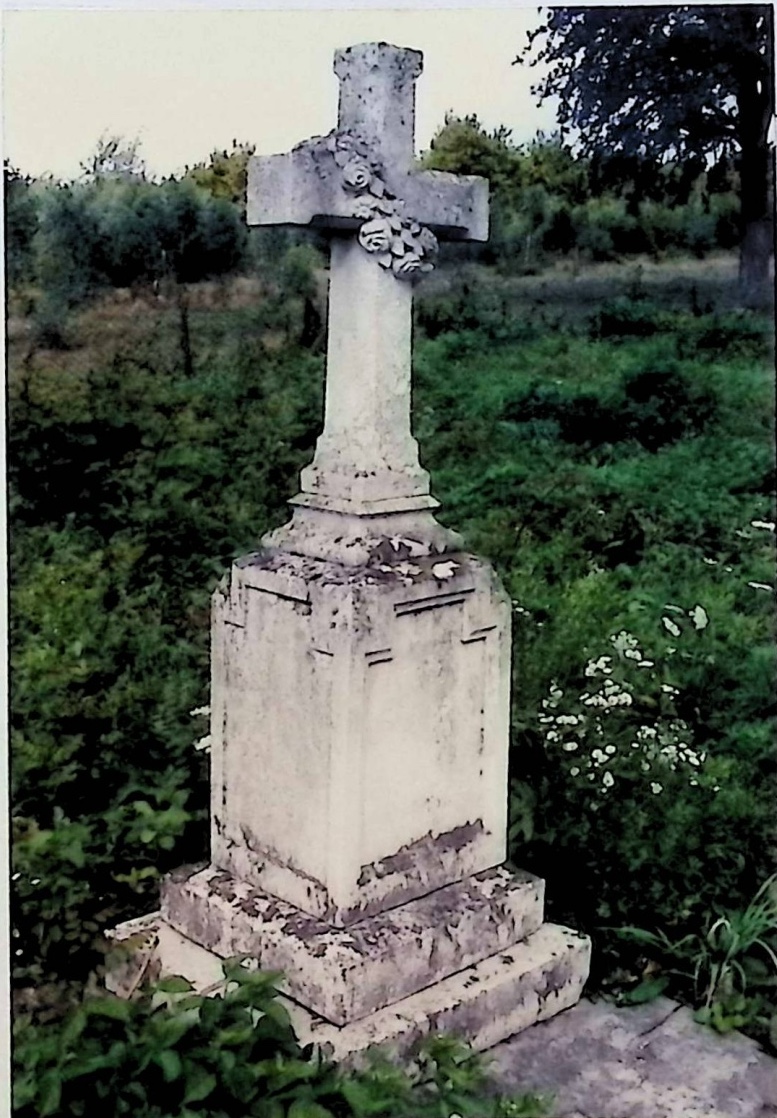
[209,549,510,925]
[108,541,590,1059]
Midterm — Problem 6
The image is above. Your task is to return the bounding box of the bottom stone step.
[106,914,590,1065]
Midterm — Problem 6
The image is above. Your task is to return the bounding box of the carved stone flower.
[358,217,393,254]
[353,198,378,220]
[342,159,373,194]
[392,252,424,279]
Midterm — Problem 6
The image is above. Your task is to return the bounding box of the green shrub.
[13,964,550,1118]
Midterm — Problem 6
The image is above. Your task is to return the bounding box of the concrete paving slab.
[488,996,777,1118]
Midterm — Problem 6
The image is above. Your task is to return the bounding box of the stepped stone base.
[106,906,590,1065]
[160,863,545,1025]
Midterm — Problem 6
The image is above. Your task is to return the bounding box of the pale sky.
[1,6,556,181]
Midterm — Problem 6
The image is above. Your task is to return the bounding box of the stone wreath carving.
[302,130,439,281]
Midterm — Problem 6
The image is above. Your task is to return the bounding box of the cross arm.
[246,148,488,242]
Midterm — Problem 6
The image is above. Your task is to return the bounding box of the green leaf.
[38,1070,62,1116]
[154,1049,183,1082]
[287,1101,335,1118]
[155,975,194,993]
[618,975,669,1004]
[183,1068,217,1104]
[84,997,132,1022]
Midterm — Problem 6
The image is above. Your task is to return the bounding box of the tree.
[184,140,256,217]
[518,5,775,305]
[4,163,39,289]
[80,133,147,183]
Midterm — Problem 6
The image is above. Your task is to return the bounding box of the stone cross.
[247,42,488,540]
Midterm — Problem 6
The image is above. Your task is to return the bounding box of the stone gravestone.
[108,42,590,1061]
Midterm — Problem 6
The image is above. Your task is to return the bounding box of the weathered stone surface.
[210,549,511,926]
[489,996,777,1118]
[106,913,590,1066]
[161,864,544,1025]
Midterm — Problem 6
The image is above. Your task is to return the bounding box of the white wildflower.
[747,581,773,592]
[650,782,663,794]
[556,714,582,726]
[662,617,681,638]
[545,730,560,742]
[585,655,612,677]
[570,767,580,777]
[688,605,709,630]
[624,648,643,661]
[611,631,639,652]
[750,520,775,531]
[562,740,580,752]
[637,659,655,668]
[702,557,719,565]
[602,771,615,788]
[605,744,617,755]
[661,684,679,696]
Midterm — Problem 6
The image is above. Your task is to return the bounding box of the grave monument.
[108,42,590,1061]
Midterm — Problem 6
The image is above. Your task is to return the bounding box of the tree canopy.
[518,5,775,303]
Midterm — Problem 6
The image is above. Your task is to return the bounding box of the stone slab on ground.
[489,995,777,1118]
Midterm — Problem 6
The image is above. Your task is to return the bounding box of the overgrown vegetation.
[7,126,776,1111]
[13,963,550,1117]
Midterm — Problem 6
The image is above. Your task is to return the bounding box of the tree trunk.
[737,8,775,309]
[739,215,774,308]
[177,285,194,378]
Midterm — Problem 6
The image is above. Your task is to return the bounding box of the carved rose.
[342,159,373,193]
[358,218,393,254]
[392,252,424,279]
